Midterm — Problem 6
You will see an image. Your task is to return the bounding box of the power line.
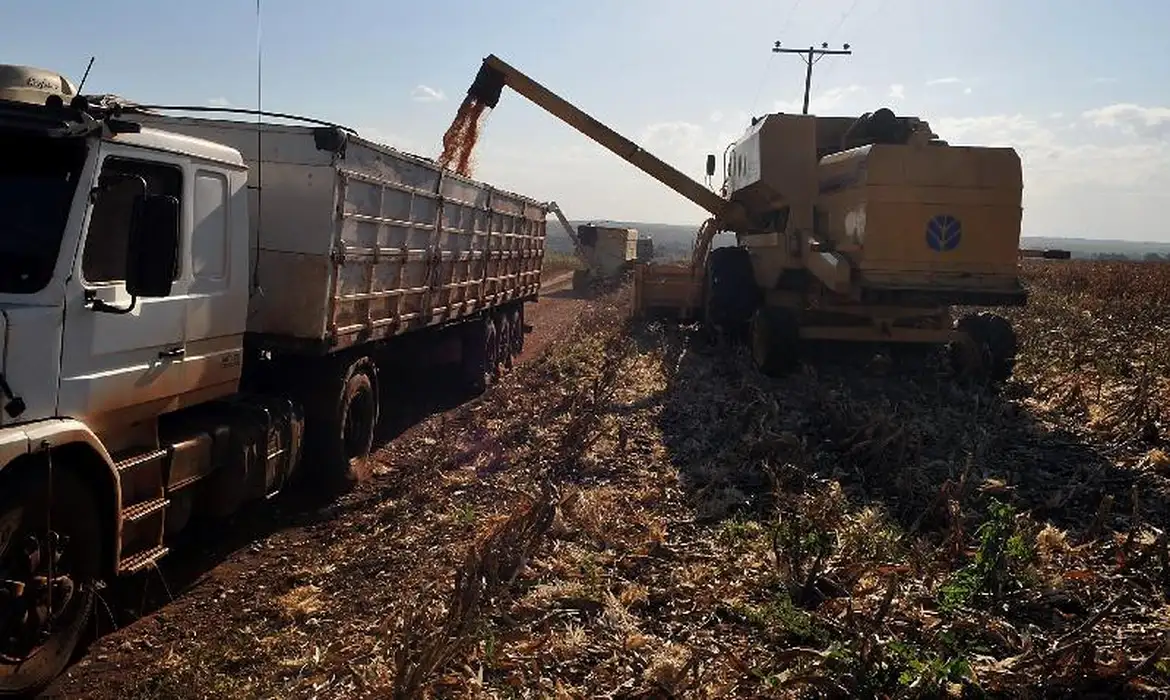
[771,41,852,114]
[749,0,805,115]
[823,0,861,39]
[814,0,863,85]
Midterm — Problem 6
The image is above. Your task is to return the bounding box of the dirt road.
[42,272,588,699]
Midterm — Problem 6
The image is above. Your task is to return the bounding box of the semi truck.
[0,64,548,694]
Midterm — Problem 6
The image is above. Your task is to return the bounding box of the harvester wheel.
[749,306,800,377]
[950,312,1018,382]
[704,246,758,339]
[571,269,590,294]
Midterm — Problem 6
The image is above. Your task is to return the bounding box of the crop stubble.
[48,260,1170,698]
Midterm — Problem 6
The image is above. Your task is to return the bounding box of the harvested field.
[46,260,1170,698]
[542,252,585,277]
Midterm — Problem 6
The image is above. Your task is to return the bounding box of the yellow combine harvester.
[461,55,1068,380]
[546,201,647,293]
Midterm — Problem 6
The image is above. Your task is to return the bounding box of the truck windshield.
[0,130,88,294]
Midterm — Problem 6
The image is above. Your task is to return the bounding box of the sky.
[3,0,1169,241]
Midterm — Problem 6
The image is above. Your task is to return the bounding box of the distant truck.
[0,64,547,695]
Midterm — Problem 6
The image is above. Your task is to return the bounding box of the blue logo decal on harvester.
[926,215,962,252]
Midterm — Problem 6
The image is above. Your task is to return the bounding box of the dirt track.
[42,272,589,699]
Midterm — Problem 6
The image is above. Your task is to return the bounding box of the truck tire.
[496,314,513,370]
[508,307,523,355]
[306,357,379,493]
[0,468,100,697]
[461,317,495,394]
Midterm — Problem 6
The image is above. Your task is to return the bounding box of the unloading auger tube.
[467,54,749,256]
[545,201,588,266]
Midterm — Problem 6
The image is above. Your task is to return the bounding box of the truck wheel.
[750,306,801,377]
[496,315,513,370]
[308,357,379,492]
[0,468,100,697]
[485,319,501,382]
[461,317,495,394]
[509,307,525,355]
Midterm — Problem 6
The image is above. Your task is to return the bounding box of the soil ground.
[39,261,1170,698]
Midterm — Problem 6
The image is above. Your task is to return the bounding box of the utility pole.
[771,41,852,114]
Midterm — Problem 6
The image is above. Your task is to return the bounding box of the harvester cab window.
[82,157,184,285]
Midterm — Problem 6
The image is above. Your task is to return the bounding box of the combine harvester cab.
[455,55,1067,381]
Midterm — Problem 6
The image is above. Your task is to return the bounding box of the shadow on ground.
[79,366,480,662]
[634,319,1164,546]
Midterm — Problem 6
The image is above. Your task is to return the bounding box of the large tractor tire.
[703,246,759,340]
[749,306,802,377]
[950,312,1018,382]
[571,269,590,294]
[0,468,100,697]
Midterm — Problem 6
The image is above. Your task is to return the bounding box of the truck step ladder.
[113,448,171,575]
[119,545,170,575]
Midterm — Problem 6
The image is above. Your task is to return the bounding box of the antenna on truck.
[252,0,264,298]
[76,56,95,93]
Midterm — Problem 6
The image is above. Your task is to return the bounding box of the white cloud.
[930,109,1170,238]
[963,87,973,95]
[207,97,234,108]
[772,84,864,114]
[927,77,961,86]
[640,121,705,151]
[411,85,446,103]
[888,84,905,100]
[354,125,424,155]
[1083,103,1170,139]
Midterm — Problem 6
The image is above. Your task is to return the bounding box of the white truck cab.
[2,120,251,445]
[0,66,272,695]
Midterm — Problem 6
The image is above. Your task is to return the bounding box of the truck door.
[58,149,191,438]
[181,165,247,399]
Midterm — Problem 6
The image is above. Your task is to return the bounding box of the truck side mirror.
[126,193,180,298]
[705,154,716,177]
